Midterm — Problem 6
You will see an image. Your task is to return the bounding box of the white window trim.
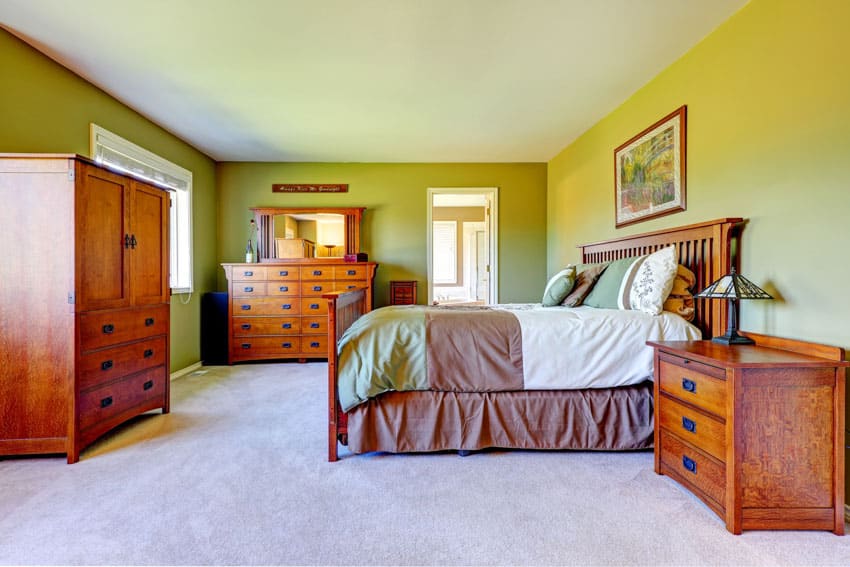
[89,123,193,294]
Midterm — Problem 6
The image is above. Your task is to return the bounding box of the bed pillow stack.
[582,245,679,315]
[541,265,577,306]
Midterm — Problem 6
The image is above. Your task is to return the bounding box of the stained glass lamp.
[695,268,773,345]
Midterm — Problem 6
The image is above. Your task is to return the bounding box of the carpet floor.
[1,362,849,566]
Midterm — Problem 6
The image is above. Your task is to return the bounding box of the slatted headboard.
[578,218,744,339]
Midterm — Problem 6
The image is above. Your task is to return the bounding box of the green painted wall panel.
[0,28,217,372]
[217,162,547,305]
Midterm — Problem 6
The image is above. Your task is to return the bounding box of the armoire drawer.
[79,366,166,432]
[78,336,167,391]
[79,305,169,352]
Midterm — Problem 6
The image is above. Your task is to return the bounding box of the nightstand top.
[647,340,850,369]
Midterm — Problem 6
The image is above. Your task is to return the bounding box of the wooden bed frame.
[324,217,745,461]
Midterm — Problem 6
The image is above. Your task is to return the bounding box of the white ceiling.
[0,0,747,163]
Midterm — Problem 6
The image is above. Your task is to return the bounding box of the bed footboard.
[323,288,368,462]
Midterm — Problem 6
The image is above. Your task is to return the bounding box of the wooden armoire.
[0,154,171,463]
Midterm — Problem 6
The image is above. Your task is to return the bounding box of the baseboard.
[170,361,203,381]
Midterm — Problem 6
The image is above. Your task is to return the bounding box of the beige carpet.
[1,363,849,566]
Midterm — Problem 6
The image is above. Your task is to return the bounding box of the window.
[90,124,193,293]
[432,221,457,284]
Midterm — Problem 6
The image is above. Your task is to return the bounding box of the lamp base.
[711,333,754,346]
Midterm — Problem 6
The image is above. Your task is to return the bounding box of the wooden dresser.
[0,154,170,463]
[648,334,847,534]
[222,261,377,363]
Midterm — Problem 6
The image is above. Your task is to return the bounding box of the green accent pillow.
[582,256,645,309]
[541,266,576,306]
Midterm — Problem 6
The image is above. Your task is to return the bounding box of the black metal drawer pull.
[282,304,291,309]
[144,349,154,358]
[130,235,137,249]
[313,286,322,291]
[145,318,155,326]
[282,342,292,348]
[682,416,696,433]
[310,341,320,348]
[101,360,113,371]
[313,270,322,276]
[347,270,356,276]
[310,322,320,329]
[347,285,356,289]
[241,324,251,330]
[282,323,292,329]
[682,455,697,474]
[279,270,288,276]
[241,305,251,311]
[310,303,319,309]
[124,234,131,249]
[143,380,154,391]
[241,343,251,349]
[102,324,114,334]
[245,271,253,276]
[681,378,696,393]
[279,286,288,292]
[244,286,254,292]
[100,396,113,409]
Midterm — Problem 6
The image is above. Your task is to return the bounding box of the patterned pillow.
[561,263,608,307]
[542,266,576,306]
[617,245,679,315]
[581,256,643,309]
[663,264,697,321]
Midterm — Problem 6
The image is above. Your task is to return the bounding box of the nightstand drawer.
[658,357,726,416]
[659,429,726,509]
[659,393,725,461]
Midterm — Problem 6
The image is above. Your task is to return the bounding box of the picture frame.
[614,105,686,228]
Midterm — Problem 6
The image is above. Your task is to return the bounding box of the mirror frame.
[251,207,365,262]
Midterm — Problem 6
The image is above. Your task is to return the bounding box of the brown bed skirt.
[346,382,654,454]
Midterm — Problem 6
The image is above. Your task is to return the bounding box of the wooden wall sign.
[272,184,348,193]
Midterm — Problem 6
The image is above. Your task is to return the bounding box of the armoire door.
[76,162,131,311]
[130,181,169,306]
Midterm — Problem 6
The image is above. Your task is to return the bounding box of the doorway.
[427,187,498,305]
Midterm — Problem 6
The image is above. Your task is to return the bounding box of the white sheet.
[495,304,701,390]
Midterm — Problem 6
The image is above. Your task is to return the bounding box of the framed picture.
[614,105,686,228]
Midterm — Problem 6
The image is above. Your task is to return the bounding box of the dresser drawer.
[334,265,367,280]
[659,429,726,509]
[301,297,328,315]
[302,282,334,296]
[232,282,267,297]
[267,282,300,296]
[658,357,726,416]
[231,266,267,281]
[232,317,300,336]
[232,298,301,316]
[79,305,169,352]
[266,266,300,281]
[659,393,725,461]
[301,266,335,281]
[301,336,328,356]
[79,366,166,432]
[232,337,300,355]
[301,316,327,335]
[335,280,366,293]
[78,336,167,391]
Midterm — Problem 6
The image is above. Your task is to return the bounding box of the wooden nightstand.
[390,280,417,305]
[647,333,848,535]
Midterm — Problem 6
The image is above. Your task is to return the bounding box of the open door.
[427,188,498,305]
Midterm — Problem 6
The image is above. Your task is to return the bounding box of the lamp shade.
[695,268,772,345]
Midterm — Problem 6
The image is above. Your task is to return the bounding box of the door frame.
[426,187,498,305]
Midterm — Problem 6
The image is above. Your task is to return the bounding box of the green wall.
[548,0,850,350]
[0,28,217,371]
[547,0,850,500]
[216,162,548,305]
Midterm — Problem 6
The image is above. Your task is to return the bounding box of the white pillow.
[617,245,678,315]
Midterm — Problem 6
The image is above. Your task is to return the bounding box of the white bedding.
[495,304,701,390]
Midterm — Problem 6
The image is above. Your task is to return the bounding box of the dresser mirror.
[250,207,364,262]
